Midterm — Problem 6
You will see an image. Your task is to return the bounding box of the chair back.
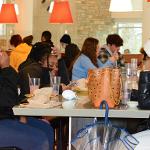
[123,54,144,66]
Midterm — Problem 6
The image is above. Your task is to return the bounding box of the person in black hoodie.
[0,51,19,118]
[0,51,52,150]
[18,42,69,97]
[41,30,54,47]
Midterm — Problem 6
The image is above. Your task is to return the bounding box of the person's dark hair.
[81,37,99,67]
[140,47,147,60]
[10,34,22,47]
[41,31,52,42]
[106,34,123,47]
[23,35,33,46]
[60,34,71,44]
[41,30,54,47]
[65,43,80,68]
[29,42,52,62]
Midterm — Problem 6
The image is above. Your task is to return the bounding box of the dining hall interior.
[0,0,150,150]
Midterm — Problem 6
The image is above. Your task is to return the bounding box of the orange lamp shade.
[0,4,18,23]
[49,1,73,23]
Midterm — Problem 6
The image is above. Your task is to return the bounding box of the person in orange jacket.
[9,34,32,72]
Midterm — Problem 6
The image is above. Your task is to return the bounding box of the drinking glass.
[29,78,40,94]
[125,63,132,78]
[131,58,138,69]
[51,76,61,95]
[131,58,138,76]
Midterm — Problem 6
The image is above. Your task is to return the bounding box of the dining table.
[13,94,150,150]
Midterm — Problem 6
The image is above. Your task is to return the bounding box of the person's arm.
[0,52,19,107]
[98,52,119,68]
[98,59,114,68]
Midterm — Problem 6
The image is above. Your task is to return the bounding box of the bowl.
[62,100,76,109]
[62,90,77,100]
[127,101,138,108]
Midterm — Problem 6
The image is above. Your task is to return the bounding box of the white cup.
[62,100,75,109]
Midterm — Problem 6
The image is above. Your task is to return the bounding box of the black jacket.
[0,67,19,119]
[18,58,69,97]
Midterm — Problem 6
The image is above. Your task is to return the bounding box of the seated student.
[72,37,113,80]
[0,51,53,150]
[100,33,124,67]
[9,34,32,72]
[41,30,54,47]
[18,42,69,97]
[62,43,80,80]
[124,49,130,54]
[60,34,71,53]
[23,35,33,46]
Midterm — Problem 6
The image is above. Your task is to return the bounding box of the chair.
[51,117,69,150]
[123,54,144,66]
[0,147,22,150]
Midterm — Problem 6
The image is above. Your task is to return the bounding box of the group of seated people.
[0,31,126,149]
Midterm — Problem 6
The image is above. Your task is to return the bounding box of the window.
[0,24,6,36]
[117,22,142,54]
[109,0,143,12]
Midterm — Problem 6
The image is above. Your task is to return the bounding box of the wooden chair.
[123,54,144,66]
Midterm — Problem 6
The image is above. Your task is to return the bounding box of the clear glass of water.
[51,76,61,95]
[131,58,138,76]
[125,63,132,78]
[29,78,40,94]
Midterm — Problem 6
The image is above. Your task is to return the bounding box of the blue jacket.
[72,54,113,80]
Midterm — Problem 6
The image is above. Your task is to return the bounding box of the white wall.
[32,0,76,46]
[14,0,33,37]
[142,1,150,44]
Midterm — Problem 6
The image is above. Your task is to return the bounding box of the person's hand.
[61,83,71,91]
[109,52,119,63]
[50,65,58,76]
[51,46,61,59]
[0,51,9,69]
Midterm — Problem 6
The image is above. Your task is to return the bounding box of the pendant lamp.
[0,4,18,23]
[49,1,73,23]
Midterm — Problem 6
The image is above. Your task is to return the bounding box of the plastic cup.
[131,58,138,69]
[29,78,40,94]
[131,58,138,76]
[51,76,61,95]
[125,63,132,77]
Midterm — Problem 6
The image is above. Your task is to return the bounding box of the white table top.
[13,106,150,118]
[13,96,150,118]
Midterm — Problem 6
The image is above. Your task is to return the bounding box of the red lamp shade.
[49,1,73,23]
[0,4,18,23]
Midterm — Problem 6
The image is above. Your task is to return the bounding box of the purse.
[137,71,150,109]
[87,68,122,108]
